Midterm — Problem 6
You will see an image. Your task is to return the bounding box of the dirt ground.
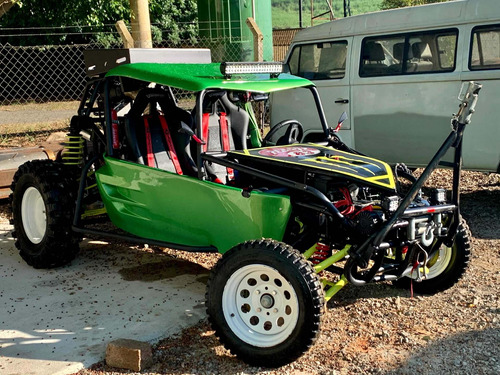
[0,148,498,374]
[73,170,499,375]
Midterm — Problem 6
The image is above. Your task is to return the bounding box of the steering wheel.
[262,119,304,146]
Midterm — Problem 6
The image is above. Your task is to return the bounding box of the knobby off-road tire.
[10,160,80,268]
[396,219,472,294]
[206,239,324,367]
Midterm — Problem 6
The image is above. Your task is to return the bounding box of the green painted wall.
[198,0,273,61]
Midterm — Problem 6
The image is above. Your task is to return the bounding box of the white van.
[270,0,500,172]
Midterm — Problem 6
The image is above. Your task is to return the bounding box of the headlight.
[382,196,400,212]
[430,188,447,205]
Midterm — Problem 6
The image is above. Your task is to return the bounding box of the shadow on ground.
[386,328,500,374]
[461,190,500,240]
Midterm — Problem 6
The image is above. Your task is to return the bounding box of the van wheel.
[206,240,324,367]
[10,160,80,268]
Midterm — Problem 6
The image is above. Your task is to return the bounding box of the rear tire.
[10,160,80,268]
[206,239,324,367]
[395,219,471,294]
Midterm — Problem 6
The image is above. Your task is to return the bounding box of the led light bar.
[220,62,283,78]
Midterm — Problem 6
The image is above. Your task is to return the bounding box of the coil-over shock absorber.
[62,133,85,166]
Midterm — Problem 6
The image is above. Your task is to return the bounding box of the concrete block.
[106,338,153,371]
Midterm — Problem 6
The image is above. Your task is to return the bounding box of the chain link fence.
[0,38,245,105]
[0,30,299,106]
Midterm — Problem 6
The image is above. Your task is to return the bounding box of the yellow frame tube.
[323,275,348,302]
[313,245,350,273]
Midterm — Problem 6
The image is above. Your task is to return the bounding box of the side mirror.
[334,111,348,132]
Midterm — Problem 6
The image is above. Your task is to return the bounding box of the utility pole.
[344,0,351,17]
[129,0,152,48]
[299,0,303,28]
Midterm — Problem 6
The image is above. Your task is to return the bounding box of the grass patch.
[0,120,69,148]
[272,0,382,28]
[0,100,79,112]
[0,120,70,136]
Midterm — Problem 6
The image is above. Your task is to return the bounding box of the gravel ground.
[0,168,498,375]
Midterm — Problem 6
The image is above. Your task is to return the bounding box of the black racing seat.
[200,91,249,182]
[124,87,197,177]
[201,91,249,151]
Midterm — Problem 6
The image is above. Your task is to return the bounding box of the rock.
[106,338,153,372]
[395,296,401,310]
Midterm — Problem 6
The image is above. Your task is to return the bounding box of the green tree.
[0,0,197,46]
[381,0,449,10]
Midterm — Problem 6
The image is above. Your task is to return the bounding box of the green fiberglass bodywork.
[9,49,480,368]
[96,156,292,252]
[106,62,313,93]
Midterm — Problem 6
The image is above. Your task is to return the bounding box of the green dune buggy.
[10,49,480,367]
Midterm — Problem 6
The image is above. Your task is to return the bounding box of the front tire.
[396,219,471,294]
[10,160,80,268]
[206,240,324,367]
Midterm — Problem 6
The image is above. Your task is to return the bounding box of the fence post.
[115,20,134,49]
[246,17,265,132]
[129,0,152,48]
[0,0,15,19]
[246,17,263,62]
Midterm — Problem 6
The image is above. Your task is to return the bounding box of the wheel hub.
[222,264,300,347]
[260,294,274,309]
[21,186,46,244]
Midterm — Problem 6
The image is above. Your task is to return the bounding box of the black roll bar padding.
[77,77,102,117]
[308,86,330,139]
[196,89,207,180]
[73,155,100,228]
[202,153,352,227]
[445,121,466,246]
[103,78,114,158]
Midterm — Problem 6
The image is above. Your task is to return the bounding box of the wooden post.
[0,0,15,18]
[245,17,265,132]
[129,0,152,48]
[115,20,134,49]
[245,17,263,62]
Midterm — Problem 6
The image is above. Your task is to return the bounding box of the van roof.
[293,0,498,43]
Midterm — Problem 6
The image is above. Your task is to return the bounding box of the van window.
[360,29,458,77]
[288,41,348,80]
[470,25,500,70]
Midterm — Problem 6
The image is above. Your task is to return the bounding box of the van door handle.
[335,99,349,104]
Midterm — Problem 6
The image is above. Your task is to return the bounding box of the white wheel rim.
[410,245,453,280]
[222,264,300,348]
[21,186,47,244]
